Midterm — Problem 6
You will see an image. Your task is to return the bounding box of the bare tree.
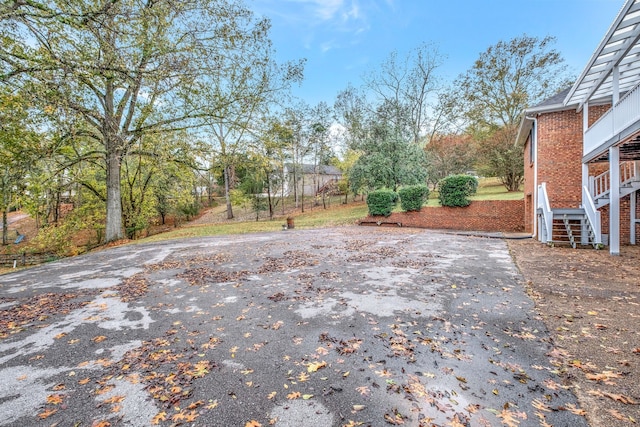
[363,42,444,145]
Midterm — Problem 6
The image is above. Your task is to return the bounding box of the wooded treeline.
[0,0,570,247]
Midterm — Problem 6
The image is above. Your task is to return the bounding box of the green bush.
[366,189,398,216]
[437,175,478,207]
[398,185,429,212]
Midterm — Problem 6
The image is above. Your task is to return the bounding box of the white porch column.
[610,146,621,255]
[631,191,637,245]
[583,102,589,133]
[582,163,589,195]
[612,65,620,105]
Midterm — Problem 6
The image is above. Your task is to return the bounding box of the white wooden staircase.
[538,161,639,248]
[590,161,640,208]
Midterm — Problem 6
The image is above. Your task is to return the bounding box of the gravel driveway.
[0,227,587,426]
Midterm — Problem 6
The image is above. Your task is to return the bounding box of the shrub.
[398,185,429,212]
[437,175,478,207]
[366,189,398,216]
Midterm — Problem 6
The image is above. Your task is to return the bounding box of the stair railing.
[537,183,553,243]
[582,185,602,246]
[590,161,637,201]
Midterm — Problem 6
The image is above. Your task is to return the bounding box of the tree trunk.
[104,150,124,243]
[281,173,286,216]
[301,174,305,213]
[293,168,298,208]
[2,209,7,246]
[224,165,234,219]
[267,176,273,220]
[255,195,259,221]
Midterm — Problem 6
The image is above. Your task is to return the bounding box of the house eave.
[516,102,578,146]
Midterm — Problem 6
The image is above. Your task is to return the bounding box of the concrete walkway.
[0,227,586,426]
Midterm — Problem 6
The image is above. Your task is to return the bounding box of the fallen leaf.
[383,410,406,425]
[46,394,64,405]
[532,399,551,412]
[37,408,58,419]
[608,409,626,421]
[187,400,204,410]
[307,361,327,373]
[152,412,168,424]
[355,386,370,396]
[103,395,125,404]
[563,403,587,416]
[286,391,301,400]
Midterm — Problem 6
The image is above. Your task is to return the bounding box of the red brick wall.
[599,192,640,245]
[524,104,612,236]
[364,200,525,232]
[536,109,584,208]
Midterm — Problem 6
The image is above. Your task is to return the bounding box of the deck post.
[631,190,637,245]
[610,146,621,255]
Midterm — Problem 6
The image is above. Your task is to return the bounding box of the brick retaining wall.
[361,200,525,232]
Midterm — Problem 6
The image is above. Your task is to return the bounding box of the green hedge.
[398,185,429,212]
[437,175,478,207]
[366,189,398,216]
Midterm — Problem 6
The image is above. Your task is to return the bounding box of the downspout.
[526,115,538,238]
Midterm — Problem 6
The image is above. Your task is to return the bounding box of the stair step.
[551,208,585,215]
[553,215,584,221]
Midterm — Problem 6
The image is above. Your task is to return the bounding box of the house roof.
[564,0,640,109]
[515,88,574,145]
[529,88,573,112]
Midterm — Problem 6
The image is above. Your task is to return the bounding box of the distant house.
[516,0,640,254]
[282,164,343,197]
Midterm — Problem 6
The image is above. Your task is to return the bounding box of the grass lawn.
[141,178,521,243]
[424,177,522,207]
[0,179,520,273]
[139,202,369,244]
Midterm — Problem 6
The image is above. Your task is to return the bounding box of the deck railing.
[584,80,640,157]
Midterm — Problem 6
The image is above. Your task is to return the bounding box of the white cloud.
[254,0,392,53]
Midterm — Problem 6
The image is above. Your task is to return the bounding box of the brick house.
[517,0,640,255]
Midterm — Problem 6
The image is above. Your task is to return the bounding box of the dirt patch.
[508,240,640,426]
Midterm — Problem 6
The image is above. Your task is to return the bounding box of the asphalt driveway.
[0,227,587,426]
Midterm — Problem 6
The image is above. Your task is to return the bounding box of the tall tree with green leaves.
[456,35,571,190]
[0,0,277,242]
[349,118,427,193]
[0,87,38,245]
[199,16,304,220]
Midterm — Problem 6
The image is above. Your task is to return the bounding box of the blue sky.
[251,0,624,107]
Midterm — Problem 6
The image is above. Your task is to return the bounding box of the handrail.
[537,183,553,243]
[591,161,638,200]
[582,186,602,245]
[584,79,640,157]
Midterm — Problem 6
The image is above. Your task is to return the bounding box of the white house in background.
[281,164,343,197]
